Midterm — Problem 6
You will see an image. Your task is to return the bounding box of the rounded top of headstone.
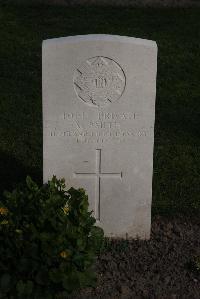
[42,34,157,49]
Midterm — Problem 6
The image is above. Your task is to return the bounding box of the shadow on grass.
[0,151,42,195]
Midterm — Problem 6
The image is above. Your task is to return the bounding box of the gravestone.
[43,34,157,239]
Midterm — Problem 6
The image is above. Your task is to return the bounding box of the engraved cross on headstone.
[73,149,122,221]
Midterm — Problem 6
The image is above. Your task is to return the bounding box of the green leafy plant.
[186,255,200,277]
[0,176,104,299]
[194,256,200,273]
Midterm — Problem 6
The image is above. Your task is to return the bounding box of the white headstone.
[42,34,157,239]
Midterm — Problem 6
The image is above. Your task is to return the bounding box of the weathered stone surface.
[42,34,157,239]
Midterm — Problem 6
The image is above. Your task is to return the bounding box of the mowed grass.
[0,4,200,216]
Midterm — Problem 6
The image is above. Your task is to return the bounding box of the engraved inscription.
[73,149,122,221]
[73,57,126,108]
[47,110,153,144]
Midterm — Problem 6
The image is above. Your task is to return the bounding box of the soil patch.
[70,215,200,298]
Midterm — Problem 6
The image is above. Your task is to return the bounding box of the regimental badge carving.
[73,56,126,108]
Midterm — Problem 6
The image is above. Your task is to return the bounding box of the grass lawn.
[0,3,200,216]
